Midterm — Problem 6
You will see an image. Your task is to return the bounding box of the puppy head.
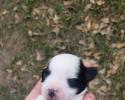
[41,54,97,100]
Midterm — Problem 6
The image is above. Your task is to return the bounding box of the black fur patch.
[67,60,87,94]
[42,67,51,82]
[68,60,97,94]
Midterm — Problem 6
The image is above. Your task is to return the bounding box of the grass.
[0,0,125,100]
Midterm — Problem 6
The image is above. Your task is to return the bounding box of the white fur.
[35,54,87,100]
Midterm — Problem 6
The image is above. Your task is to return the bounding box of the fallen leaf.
[33,75,39,79]
[6,69,12,74]
[96,0,105,6]
[86,20,91,30]
[32,8,40,15]
[112,43,125,49]
[105,79,112,86]
[90,0,95,4]
[28,30,33,36]
[36,50,44,61]
[85,4,92,11]
[16,60,22,66]
[89,78,100,89]
[63,1,73,6]
[36,51,42,61]
[75,24,84,32]
[99,85,107,92]
[79,40,85,45]
[48,8,54,17]
[21,66,28,72]
[52,27,60,34]
[123,91,125,98]
[28,30,42,36]
[53,14,59,24]
[0,9,8,16]
[107,64,119,77]
[14,13,21,24]
[121,29,125,34]
[0,41,3,47]
[93,52,101,60]
[101,17,110,23]
[10,88,16,93]
[99,68,106,74]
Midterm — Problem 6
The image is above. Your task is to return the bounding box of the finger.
[83,59,98,68]
[83,92,96,100]
[25,79,41,100]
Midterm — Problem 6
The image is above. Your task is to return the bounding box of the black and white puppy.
[36,53,97,100]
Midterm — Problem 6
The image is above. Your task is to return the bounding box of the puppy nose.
[48,89,55,98]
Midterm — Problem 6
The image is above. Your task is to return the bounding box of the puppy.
[35,53,97,100]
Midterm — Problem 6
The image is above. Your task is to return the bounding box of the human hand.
[25,60,96,100]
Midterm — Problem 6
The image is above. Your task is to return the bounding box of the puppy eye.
[67,78,79,88]
[42,68,50,82]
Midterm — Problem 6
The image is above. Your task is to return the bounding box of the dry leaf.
[13,6,18,11]
[99,85,107,92]
[101,17,110,23]
[86,20,91,29]
[28,30,33,36]
[12,75,17,81]
[79,40,85,45]
[52,27,60,34]
[105,79,112,86]
[93,23,99,29]
[99,22,107,29]
[96,0,105,6]
[90,0,95,4]
[36,50,44,61]
[112,43,125,49]
[97,85,106,95]
[121,29,125,34]
[32,8,40,15]
[53,14,59,24]
[48,8,54,16]
[85,4,92,11]
[0,41,3,47]
[107,64,119,77]
[21,66,28,72]
[6,69,12,74]
[0,9,8,16]
[33,75,39,79]
[85,16,90,22]
[100,26,111,35]
[28,30,42,36]
[93,52,101,60]
[83,51,92,56]
[75,24,84,32]
[89,78,100,89]
[10,88,16,93]
[14,13,21,23]
[64,1,73,6]
[123,91,125,98]
[16,60,22,66]
[99,68,106,74]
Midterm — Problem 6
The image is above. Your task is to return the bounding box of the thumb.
[83,92,96,100]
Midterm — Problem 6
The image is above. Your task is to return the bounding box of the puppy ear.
[85,67,97,82]
[80,60,97,82]
[41,67,50,82]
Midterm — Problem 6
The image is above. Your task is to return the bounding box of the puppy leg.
[35,95,46,100]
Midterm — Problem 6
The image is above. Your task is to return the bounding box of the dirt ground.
[0,0,125,100]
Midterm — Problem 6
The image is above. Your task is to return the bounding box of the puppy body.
[35,54,97,100]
